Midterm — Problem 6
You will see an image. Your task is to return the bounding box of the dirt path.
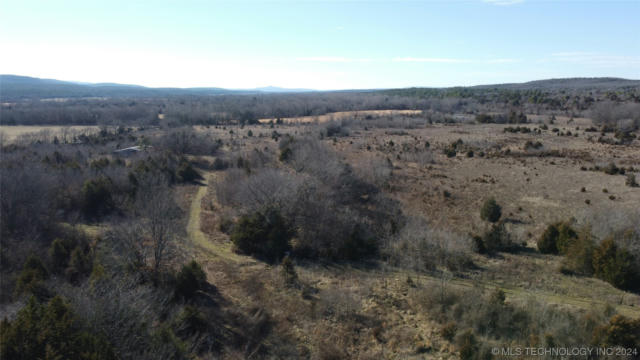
[186,174,210,250]
[336,264,640,319]
[186,171,256,264]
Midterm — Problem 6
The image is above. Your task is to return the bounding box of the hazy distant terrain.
[0,75,314,100]
[2,75,639,101]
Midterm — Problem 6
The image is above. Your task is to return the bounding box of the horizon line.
[1,74,639,93]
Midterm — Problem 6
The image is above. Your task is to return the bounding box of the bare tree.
[134,174,181,276]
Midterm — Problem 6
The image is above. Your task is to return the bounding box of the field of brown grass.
[0,125,100,141]
[179,114,640,357]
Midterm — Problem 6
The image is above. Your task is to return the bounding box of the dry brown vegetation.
[2,87,640,359]
[173,111,640,357]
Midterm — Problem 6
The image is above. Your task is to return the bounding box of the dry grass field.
[3,107,639,359]
[0,125,100,142]
[172,113,640,357]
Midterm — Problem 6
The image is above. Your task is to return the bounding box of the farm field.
[0,125,100,141]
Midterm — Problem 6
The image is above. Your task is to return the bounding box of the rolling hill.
[1,75,639,101]
[0,75,315,100]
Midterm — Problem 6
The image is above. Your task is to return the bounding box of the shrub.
[524,140,543,150]
[175,260,207,299]
[280,255,297,287]
[508,111,528,124]
[49,238,71,270]
[440,322,457,341]
[231,208,292,262]
[81,177,114,219]
[65,246,92,283]
[537,225,559,254]
[592,238,638,291]
[554,222,578,254]
[472,235,486,254]
[561,228,595,275]
[456,330,478,360]
[15,255,49,296]
[177,162,201,182]
[537,222,577,255]
[279,147,292,162]
[443,147,457,158]
[175,305,207,335]
[326,123,347,137]
[603,162,621,175]
[480,198,501,223]
[218,216,234,234]
[340,225,378,261]
[387,220,473,272]
[480,223,513,253]
[0,296,115,360]
[626,173,638,187]
[451,139,463,149]
[475,114,493,123]
[592,314,640,348]
[212,157,229,170]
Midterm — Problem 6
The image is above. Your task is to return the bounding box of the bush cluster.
[175,260,207,299]
[592,238,638,291]
[231,208,292,262]
[177,161,202,182]
[536,222,577,255]
[551,227,640,292]
[15,255,49,298]
[81,177,114,220]
[480,198,502,223]
[592,314,640,348]
[0,296,115,360]
[413,284,638,359]
[523,140,543,150]
[473,223,515,254]
[504,126,532,133]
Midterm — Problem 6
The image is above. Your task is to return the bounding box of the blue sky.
[1,0,639,89]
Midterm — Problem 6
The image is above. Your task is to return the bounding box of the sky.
[1,0,639,90]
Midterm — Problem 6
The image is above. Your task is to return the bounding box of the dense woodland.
[2,78,639,128]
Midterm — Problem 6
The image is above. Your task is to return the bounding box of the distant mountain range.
[1,75,638,101]
[0,75,315,100]
[469,77,640,90]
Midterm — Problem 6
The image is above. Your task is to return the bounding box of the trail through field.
[186,171,254,264]
[186,172,640,319]
[186,175,209,246]
[340,264,640,319]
